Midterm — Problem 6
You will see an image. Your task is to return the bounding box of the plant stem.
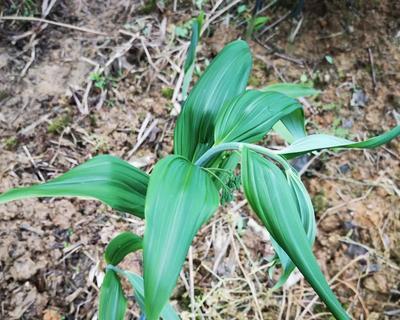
[194,142,241,167]
[195,142,290,170]
[244,143,292,170]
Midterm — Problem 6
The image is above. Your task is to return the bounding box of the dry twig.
[0,16,109,36]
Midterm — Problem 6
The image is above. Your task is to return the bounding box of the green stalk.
[194,142,241,166]
[195,142,288,169]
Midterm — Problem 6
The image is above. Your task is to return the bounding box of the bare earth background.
[0,0,399,319]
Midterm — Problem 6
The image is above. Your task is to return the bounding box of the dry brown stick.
[228,224,264,320]
[273,52,304,66]
[259,10,292,35]
[0,16,109,36]
[41,0,58,18]
[368,47,377,90]
[288,14,304,43]
[298,254,368,318]
[11,101,30,124]
[278,287,287,320]
[20,40,37,77]
[127,118,158,158]
[285,290,293,320]
[179,271,190,293]
[232,226,262,289]
[335,279,369,318]
[22,145,45,182]
[201,0,242,35]
[299,153,321,176]
[188,246,196,319]
[317,188,372,226]
[257,0,278,15]
[19,113,52,135]
[254,34,305,65]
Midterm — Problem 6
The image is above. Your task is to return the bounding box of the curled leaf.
[105,232,143,266]
[241,147,349,319]
[272,169,317,288]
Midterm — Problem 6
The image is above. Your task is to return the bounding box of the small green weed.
[47,115,71,134]
[7,0,39,16]
[161,87,174,99]
[90,71,120,90]
[4,137,18,150]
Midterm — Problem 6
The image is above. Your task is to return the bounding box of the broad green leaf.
[0,155,148,218]
[241,148,349,319]
[272,169,317,288]
[271,120,295,143]
[181,12,204,100]
[279,109,306,141]
[174,40,252,162]
[143,156,219,320]
[287,170,317,241]
[262,83,320,98]
[277,126,400,159]
[251,16,270,31]
[105,232,143,266]
[99,269,127,320]
[214,90,302,144]
[263,83,319,142]
[110,266,180,320]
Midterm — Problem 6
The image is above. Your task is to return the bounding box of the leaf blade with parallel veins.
[241,147,349,320]
[143,155,219,320]
[110,267,180,320]
[98,269,127,320]
[277,126,400,159]
[0,155,149,218]
[174,40,252,162]
[214,90,302,144]
[262,83,320,143]
[105,231,143,266]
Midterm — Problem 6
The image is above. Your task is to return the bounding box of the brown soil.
[0,1,399,319]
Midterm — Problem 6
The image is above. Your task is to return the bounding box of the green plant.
[1,40,399,320]
[47,114,71,134]
[246,16,270,38]
[6,0,39,16]
[238,4,270,39]
[90,71,119,90]
[90,72,108,89]
[4,136,18,150]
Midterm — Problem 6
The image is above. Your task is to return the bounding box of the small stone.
[351,89,368,108]
[339,163,351,174]
[342,119,353,129]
